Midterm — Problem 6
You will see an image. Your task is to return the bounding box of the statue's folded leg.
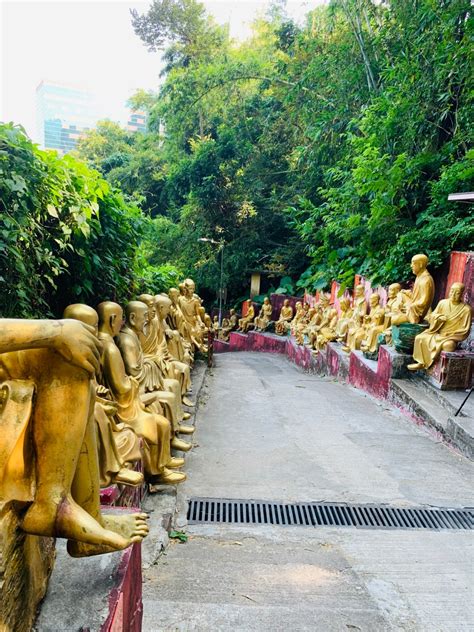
[10,348,148,554]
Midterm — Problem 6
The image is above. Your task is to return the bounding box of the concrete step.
[391,378,451,433]
[417,374,474,417]
[391,378,474,460]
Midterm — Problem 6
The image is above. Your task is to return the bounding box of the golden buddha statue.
[238,302,255,333]
[377,283,402,346]
[408,283,472,371]
[341,285,367,351]
[295,303,314,345]
[391,254,434,325]
[98,301,187,482]
[165,288,193,364]
[0,317,149,557]
[254,297,273,331]
[115,301,192,451]
[335,297,353,342]
[310,295,338,353]
[344,293,383,353]
[290,301,303,336]
[360,295,387,354]
[178,279,207,351]
[220,309,238,341]
[275,299,293,336]
[138,294,194,409]
[63,303,143,489]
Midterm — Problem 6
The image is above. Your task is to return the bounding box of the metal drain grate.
[187,498,473,530]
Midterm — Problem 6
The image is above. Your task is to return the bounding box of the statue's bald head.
[138,293,154,307]
[411,253,429,275]
[63,303,98,331]
[125,301,148,320]
[155,294,172,309]
[125,301,149,335]
[97,301,123,336]
[449,282,465,304]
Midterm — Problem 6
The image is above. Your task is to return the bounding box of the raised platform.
[228,330,288,354]
[36,508,143,632]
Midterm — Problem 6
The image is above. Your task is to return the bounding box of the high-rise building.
[36,81,102,153]
[126,109,147,133]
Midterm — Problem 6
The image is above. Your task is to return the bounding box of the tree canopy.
[5,0,472,316]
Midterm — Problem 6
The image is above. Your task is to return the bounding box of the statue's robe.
[254,304,273,331]
[116,325,183,431]
[275,306,293,335]
[412,299,472,368]
[140,317,191,396]
[100,333,171,477]
[405,270,435,323]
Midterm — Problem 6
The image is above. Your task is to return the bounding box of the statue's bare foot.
[407,362,424,371]
[182,396,195,407]
[178,423,194,435]
[112,468,144,487]
[22,496,132,552]
[67,512,149,557]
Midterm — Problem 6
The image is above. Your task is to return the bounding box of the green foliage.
[73,0,473,307]
[0,123,146,317]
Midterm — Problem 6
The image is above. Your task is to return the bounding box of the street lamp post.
[198,237,225,326]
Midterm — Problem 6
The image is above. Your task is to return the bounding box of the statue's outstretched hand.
[54,320,102,376]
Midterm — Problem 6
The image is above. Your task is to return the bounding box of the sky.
[0,0,323,142]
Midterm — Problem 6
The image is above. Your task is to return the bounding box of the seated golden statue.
[408,283,472,371]
[391,254,434,325]
[335,297,353,342]
[295,304,314,345]
[238,302,255,333]
[290,301,303,336]
[309,295,338,354]
[116,301,192,453]
[219,309,238,341]
[376,283,402,346]
[0,318,149,557]
[138,294,194,409]
[98,301,187,483]
[178,279,207,351]
[63,304,143,489]
[341,285,367,351]
[360,295,387,354]
[168,287,193,357]
[254,297,273,331]
[275,299,294,336]
[344,293,383,353]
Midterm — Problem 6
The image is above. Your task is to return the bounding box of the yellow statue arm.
[0,319,100,376]
[102,342,133,398]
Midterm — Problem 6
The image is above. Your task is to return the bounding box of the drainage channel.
[187,498,474,530]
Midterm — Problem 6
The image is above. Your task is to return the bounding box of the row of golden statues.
[217,255,471,372]
[0,279,212,559]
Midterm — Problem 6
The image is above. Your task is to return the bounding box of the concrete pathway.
[143,353,473,632]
